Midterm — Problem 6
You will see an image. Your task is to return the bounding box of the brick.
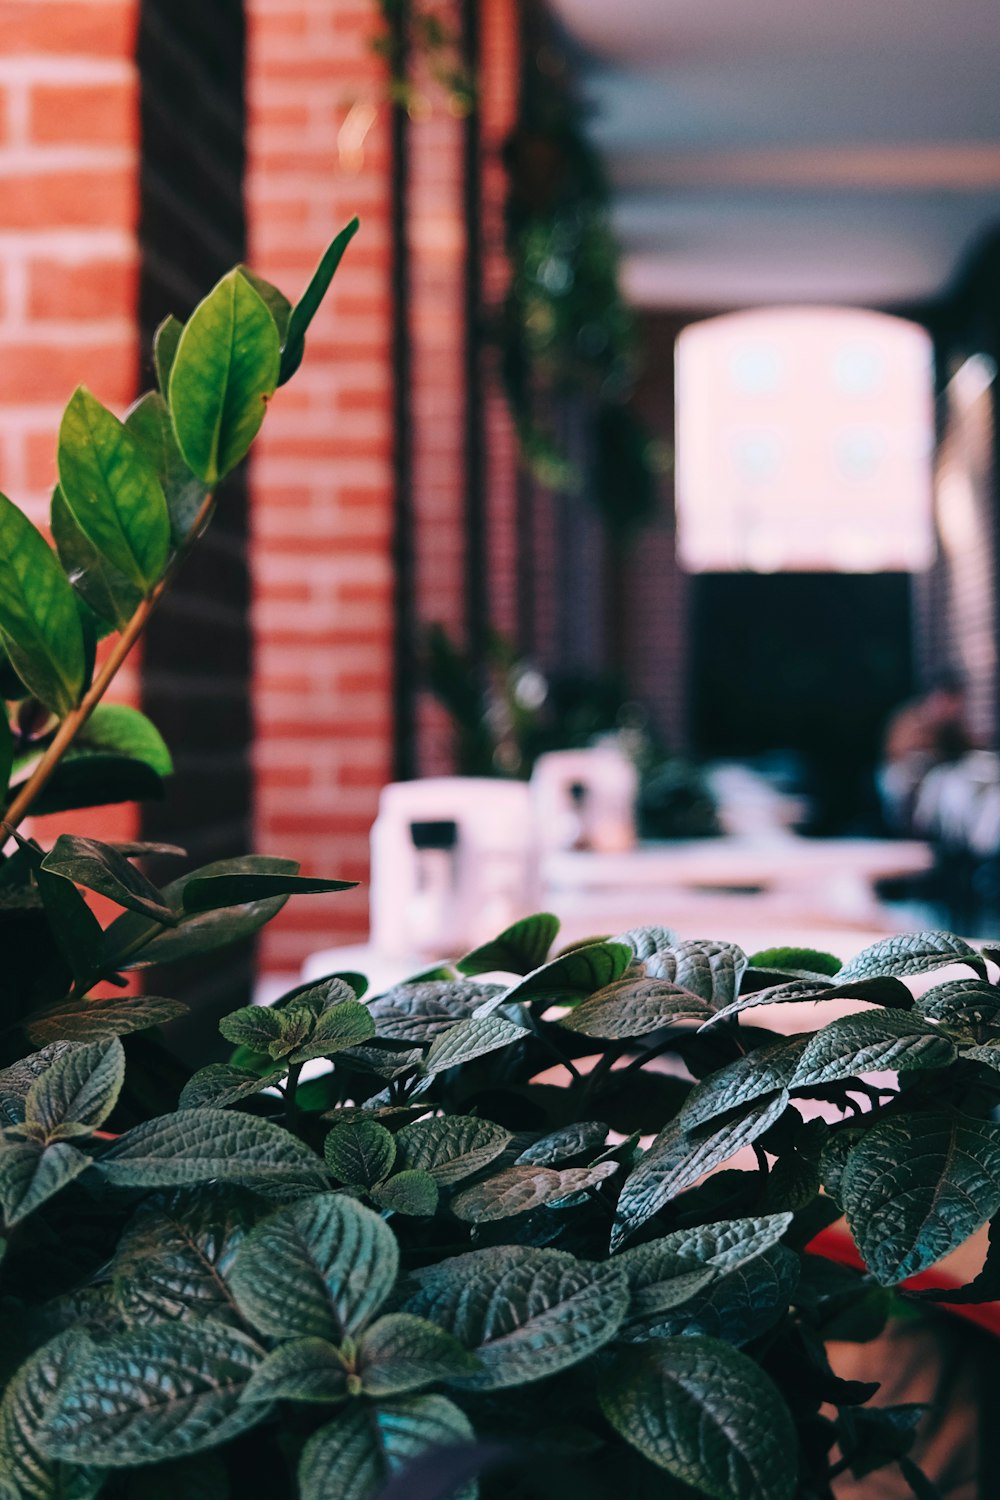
[0,169,135,231]
[0,340,134,404]
[0,3,136,58]
[27,254,138,321]
[30,79,136,148]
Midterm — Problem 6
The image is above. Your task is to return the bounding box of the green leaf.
[75,702,172,777]
[41,834,175,924]
[31,856,107,985]
[561,976,715,1039]
[125,391,210,544]
[497,940,633,1008]
[14,750,166,817]
[40,1321,267,1466]
[0,491,86,716]
[169,269,281,484]
[153,315,184,395]
[236,266,292,342]
[240,1338,347,1406]
[218,1004,285,1053]
[516,1120,609,1165]
[358,1314,480,1396]
[614,925,678,959]
[178,1062,285,1110]
[622,1247,800,1347]
[839,1111,1000,1283]
[279,219,360,385]
[616,1214,794,1283]
[395,1115,512,1185]
[749,946,842,976]
[101,855,302,970]
[643,940,748,1008]
[406,1246,628,1390]
[95,1108,328,1196]
[182,870,355,913]
[680,1038,809,1131]
[298,1394,474,1500]
[0,706,11,799]
[111,1188,258,1327]
[836,931,987,983]
[228,1192,398,1341]
[913,978,1000,1030]
[0,1331,105,1500]
[451,1161,618,1222]
[325,1119,397,1187]
[599,1337,797,1500]
[422,1016,528,1075]
[372,1170,440,1217]
[368,980,504,1043]
[611,1095,789,1250]
[0,1043,78,1126]
[51,481,141,631]
[0,1136,91,1227]
[57,387,170,593]
[789,1010,957,1089]
[27,994,187,1047]
[290,1000,376,1064]
[24,1037,124,1139]
[456,913,560,976]
[705,973,913,1027]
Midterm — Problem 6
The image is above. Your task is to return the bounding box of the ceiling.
[549,0,1000,309]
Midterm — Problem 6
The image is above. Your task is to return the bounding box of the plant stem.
[284,1062,303,1127]
[3,493,215,833]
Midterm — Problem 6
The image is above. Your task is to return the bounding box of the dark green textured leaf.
[406,1245,628,1390]
[298,1394,474,1500]
[96,1109,327,1195]
[125,391,209,544]
[643,940,748,1008]
[218,1004,284,1053]
[914,979,1000,1030]
[51,481,141,631]
[451,1161,618,1222]
[616,1213,794,1285]
[0,1331,105,1500]
[840,1111,1000,1283]
[706,974,913,1027]
[515,1120,608,1166]
[0,491,86,716]
[182,870,354,913]
[279,219,359,385]
[622,1247,800,1347]
[169,269,281,484]
[498,941,633,1008]
[456,913,560,977]
[30,853,106,986]
[290,1000,376,1063]
[25,1037,124,1138]
[57,386,170,593]
[612,1094,789,1250]
[373,1169,440,1217]
[40,1321,267,1466]
[41,834,174,924]
[836,931,987,983]
[27,994,188,1046]
[240,1338,347,1406]
[395,1115,512,1185]
[599,1337,797,1500]
[789,1010,956,1089]
[358,1314,480,1396]
[178,1062,285,1110]
[422,1016,528,1075]
[367,980,504,1044]
[561,976,715,1039]
[111,1188,258,1327]
[680,1038,809,1130]
[229,1192,398,1341]
[325,1119,397,1187]
[614,925,678,960]
[0,705,10,800]
[0,1136,91,1228]
[0,1044,78,1127]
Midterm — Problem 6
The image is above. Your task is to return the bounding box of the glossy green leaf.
[153,315,184,395]
[395,1115,512,1185]
[789,1010,957,1089]
[75,702,172,777]
[836,931,987,983]
[324,1119,397,1187]
[456,912,560,977]
[237,266,292,342]
[125,391,210,544]
[57,387,170,592]
[451,1160,618,1222]
[31,855,107,985]
[0,1135,91,1227]
[111,1187,258,1327]
[406,1246,628,1390]
[749,946,842,976]
[228,1193,398,1341]
[279,219,359,385]
[41,834,175,924]
[0,1331,105,1500]
[24,1037,124,1139]
[40,1321,267,1466]
[0,491,86,716]
[358,1314,480,1396]
[372,1170,440,1217]
[15,751,166,817]
[181,869,355,913]
[298,1394,475,1500]
[239,1338,347,1406]
[599,1337,797,1500]
[561,976,715,1039]
[840,1111,1000,1283]
[96,1108,328,1196]
[51,481,141,631]
[169,269,281,483]
[497,940,633,1009]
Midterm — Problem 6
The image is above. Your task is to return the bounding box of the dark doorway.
[690,572,915,834]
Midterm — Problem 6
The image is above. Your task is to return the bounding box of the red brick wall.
[1,0,141,847]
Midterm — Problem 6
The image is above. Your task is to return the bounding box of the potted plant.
[0,231,995,1500]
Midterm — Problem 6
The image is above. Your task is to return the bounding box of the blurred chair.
[530,747,638,855]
